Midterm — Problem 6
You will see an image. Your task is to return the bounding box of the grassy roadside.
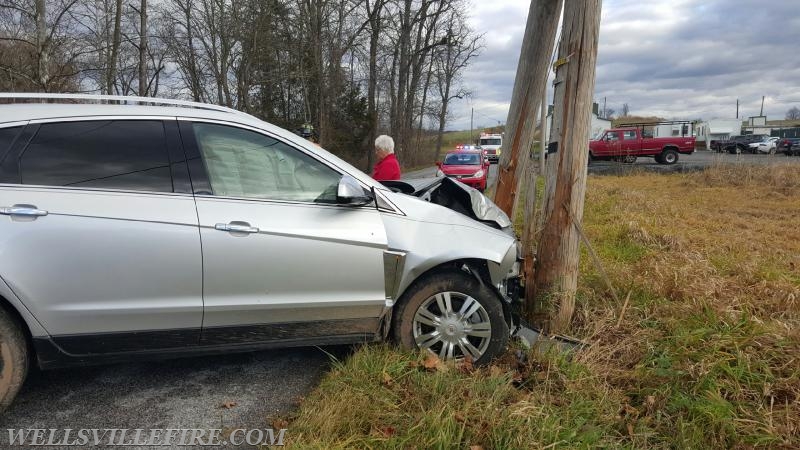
[285,165,800,449]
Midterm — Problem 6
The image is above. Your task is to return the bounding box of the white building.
[694,118,741,141]
[544,103,612,142]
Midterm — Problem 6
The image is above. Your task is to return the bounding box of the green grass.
[284,165,800,449]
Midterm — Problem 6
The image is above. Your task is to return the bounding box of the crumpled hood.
[382,177,513,234]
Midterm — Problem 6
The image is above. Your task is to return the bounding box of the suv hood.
[440,165,484,176]
[380,177,512,234]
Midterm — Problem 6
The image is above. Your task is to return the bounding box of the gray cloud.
[448,0,800,130]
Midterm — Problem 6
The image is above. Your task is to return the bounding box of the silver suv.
[0,94,520,409]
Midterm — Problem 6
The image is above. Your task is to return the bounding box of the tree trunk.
[35,0,48,91]
[105,0,122,94]
[184,0,201,101]
[365,2,382,172]
[139,0,147,96]
[533,0,603,333]
[394,0,412,160]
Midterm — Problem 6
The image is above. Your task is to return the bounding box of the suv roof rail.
[0,93,256,119]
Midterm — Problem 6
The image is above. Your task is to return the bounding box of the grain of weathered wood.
[533,0,603,332]
[489,0,563,216]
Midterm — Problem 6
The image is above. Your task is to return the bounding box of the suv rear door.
[180,121,388,345]
[0,118,203,354]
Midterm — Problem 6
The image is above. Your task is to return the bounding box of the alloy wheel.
[412,291,492,360]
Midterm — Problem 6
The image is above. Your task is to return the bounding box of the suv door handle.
[0,204,49,217]
[214,222,259,234]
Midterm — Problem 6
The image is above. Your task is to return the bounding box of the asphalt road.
[405,151,800,185]
[0,346,349,448]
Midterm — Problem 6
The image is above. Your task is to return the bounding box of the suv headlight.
[435,169,444,177]
[474,169,485,178]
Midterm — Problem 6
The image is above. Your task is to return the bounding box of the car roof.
[0,95,386,192]
[446,149,482,154]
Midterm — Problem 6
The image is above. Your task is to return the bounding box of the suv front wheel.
[0,307,28,411]
[393,269,509,365]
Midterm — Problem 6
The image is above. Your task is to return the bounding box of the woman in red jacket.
[371,135,401,181]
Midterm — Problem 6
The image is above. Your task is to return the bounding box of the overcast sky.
[449,0,800,130]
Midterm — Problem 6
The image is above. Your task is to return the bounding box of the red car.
[436,150,489,191]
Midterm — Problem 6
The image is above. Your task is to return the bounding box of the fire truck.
[478,132,503,163]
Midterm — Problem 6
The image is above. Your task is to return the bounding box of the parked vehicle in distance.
[589,127,696,165]
[778,137,800,156]
[713,134,768,154]
[755,137,780,154]
[436,149,489,191]
[479,133,503,163]
[0,94,522,410]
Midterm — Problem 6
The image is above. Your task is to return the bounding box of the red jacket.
[372,153,401,181]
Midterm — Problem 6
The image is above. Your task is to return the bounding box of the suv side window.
[192,123,341,203]
[0,126,23,162]
[622,130,637,140]
[19,120,173,192]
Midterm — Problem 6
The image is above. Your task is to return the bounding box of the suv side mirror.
[435,161,442,167]
[337,175,372,206]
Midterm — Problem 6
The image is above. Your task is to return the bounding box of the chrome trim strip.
[0,93,255,120]
[0,121,29,128]
[0,183,196,199]
[383,250,407,300]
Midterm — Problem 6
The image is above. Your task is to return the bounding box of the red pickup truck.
[589,128,696,165]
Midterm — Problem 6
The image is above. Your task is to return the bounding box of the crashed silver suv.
[0,94,521,409]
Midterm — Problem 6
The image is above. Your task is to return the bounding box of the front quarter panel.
[381,193,517,299]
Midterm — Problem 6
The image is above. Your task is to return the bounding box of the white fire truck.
[478,132,503,163]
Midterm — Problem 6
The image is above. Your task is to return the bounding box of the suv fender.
[0,275,49,338]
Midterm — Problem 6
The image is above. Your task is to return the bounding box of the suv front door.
[180,121,388,345]
[0,119,203,354]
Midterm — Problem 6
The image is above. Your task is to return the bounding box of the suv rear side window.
[0,126,22,162]
[19,120,173,192]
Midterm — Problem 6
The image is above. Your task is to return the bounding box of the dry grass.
[285,164,800,449]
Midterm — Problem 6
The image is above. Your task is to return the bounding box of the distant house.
[694,119,741,144]
[544,102,612,142]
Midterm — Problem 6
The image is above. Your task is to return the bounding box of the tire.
[0,307,28,411]
[661,148,679,165]
[392,269,508,365]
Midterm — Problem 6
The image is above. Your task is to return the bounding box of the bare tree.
[0,0,81,91]
[433,9,482,157]
[786,106,800,120]
[621,102,629,117]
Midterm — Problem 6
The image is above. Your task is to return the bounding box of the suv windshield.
[479,138,501,146]
[444,153,481,165]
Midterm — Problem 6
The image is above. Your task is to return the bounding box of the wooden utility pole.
[489,0,564,215]
[533,0,603,332]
